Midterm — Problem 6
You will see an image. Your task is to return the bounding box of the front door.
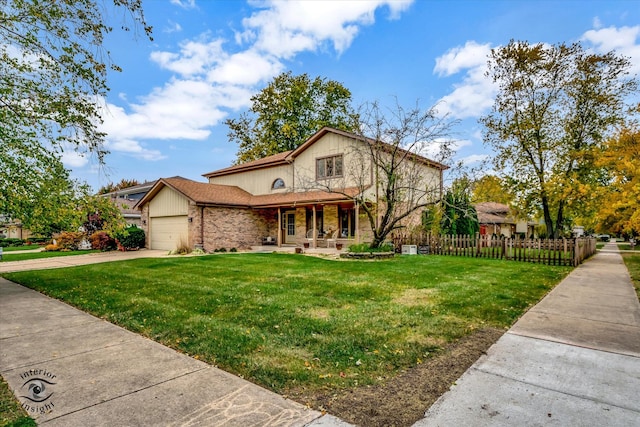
[284,211,296,244]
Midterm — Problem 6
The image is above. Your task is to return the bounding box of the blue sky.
[66,0,640,191]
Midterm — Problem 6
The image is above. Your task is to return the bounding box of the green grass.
[2,254,571,394]
[0,376,36,427]
[617,243,637,251]
[621,252,640,301]
[1,250,99,262]
[0,245,41,252]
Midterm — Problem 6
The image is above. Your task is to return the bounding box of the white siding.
[149,187,189,217]
[294,133,372,189]
[208,164,293,195]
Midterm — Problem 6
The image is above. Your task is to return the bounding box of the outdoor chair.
[326,230,339,248]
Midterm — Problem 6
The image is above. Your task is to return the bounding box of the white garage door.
[150,216,188,250]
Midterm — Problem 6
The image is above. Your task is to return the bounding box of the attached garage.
[145,185,190,251]
[149,216,188,250]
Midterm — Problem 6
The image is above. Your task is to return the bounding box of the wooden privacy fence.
[391,233,597,266]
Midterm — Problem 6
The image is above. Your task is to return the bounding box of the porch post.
[312,205,317,248]
[354,200,360,244]
[277,208,282,247]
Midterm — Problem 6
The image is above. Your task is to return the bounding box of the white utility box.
[401,245,417,255]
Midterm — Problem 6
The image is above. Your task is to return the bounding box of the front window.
[316,155,343,180]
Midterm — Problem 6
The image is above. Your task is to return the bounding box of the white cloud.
[460,153,488,166]
[101,0,414,162]
[61,151,89,168]
[164,20,183,34]
[582,25,640,73]
[107,138,166,161]
[170,0,196,10]
[434,42,496,119]
[434,41,491,77]
[206,50,283,86]
[150,37,225,77]
[240,0,413,57]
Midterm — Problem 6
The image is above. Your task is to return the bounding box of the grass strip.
[0,376,36,427]
[0,245,41,252]
[1,250,99,262]
[621,252,640,300]
[3,253,571,394]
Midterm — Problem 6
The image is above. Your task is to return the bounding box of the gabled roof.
[475,202,513,225]
[203,151,292,178]
[135,177,254,209]
[202,127,448,179]
[135,177,362,209]
[475,202,510,215]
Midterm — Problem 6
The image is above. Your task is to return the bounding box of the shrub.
[44,244,59,252]
[0,238,25,247]
[230,248,237,252]
[348,243,394,253]
[55,231,85,250]
[90,231,117,251]
[115,226,145,250]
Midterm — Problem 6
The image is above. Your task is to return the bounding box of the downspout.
[312,205,317,248]
[200,206,204,248]
[277,208,282,247]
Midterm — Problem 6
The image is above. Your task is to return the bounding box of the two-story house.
[135,127,447,251]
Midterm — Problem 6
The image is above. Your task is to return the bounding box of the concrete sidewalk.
[0,249,172,274]
[417,242,640,426]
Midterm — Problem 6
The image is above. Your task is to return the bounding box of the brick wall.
[140,205,150,248]
[200,207,277,251]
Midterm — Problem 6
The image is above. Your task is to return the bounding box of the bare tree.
[303,101,455,248]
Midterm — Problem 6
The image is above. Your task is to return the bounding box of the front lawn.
[3,254,570,394]
[1,250,99,262]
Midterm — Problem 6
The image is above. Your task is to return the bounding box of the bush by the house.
[44,244,59,252]
[55,231,85,251]
[90,231,117,251]
[348,242,394,253]
[115,226,145,250]
[0,238,25,247]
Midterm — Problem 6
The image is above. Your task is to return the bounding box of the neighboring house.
[136,127,448,252]
[0,215,32,240]
[475,202,534,238]
[101,180,159,227]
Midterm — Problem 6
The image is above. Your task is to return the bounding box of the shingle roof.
[202,151,292,178]
[202,127,448,179]
[475,202,510,214]
[475,202,512,224]
[136,177,363,209]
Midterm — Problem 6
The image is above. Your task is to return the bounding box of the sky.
[67,0,640,191]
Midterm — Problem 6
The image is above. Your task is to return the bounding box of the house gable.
[148,186,189,217]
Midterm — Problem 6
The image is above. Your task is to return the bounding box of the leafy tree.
[309,101,455,248]
[21,161,81,237]
[596,126,640,236]
[471,175,513,204]
[0,0,151,222]
[440,179,479,235]
[98,178,142,194]
[227,71,358,163]
[481,41,637,238]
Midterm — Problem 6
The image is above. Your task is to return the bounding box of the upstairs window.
[316,155,343,179]
[272,178,285,189]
